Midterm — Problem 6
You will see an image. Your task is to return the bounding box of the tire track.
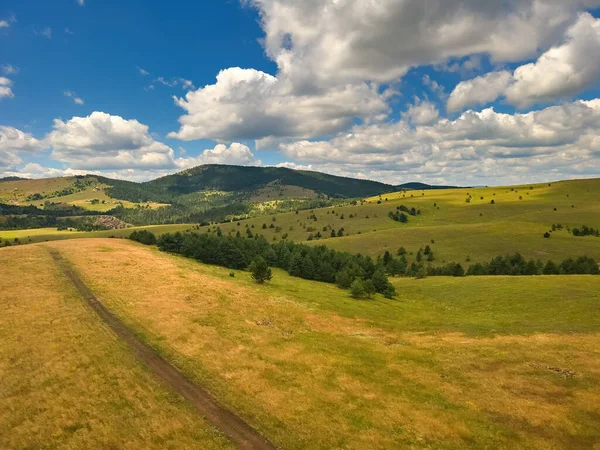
[49,248,277,450]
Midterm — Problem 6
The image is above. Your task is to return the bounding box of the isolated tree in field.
[250,256,273,284]
[397,246,407,256]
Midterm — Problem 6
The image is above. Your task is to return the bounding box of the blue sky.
[1,1,600,185]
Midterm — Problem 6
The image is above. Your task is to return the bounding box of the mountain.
[102,165,402,203]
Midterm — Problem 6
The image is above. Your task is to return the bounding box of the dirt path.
[49,249,277,450]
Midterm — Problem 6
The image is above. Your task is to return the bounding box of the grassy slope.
[0,176,168,211]
[30,239,600,449]
[0,224,195,244]
[212,178,600,263]
[0,244,231,450]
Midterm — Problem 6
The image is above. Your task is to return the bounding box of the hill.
[1,165,457,227]
[207,177,600,265]
[103,165,404,203]
[2,238,599,448]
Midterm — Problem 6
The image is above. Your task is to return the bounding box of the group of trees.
[388,204,422,223]
[151,231,396,298]
[129,229,158,245]
[379,247,598,278]
[572,225,600,237]
[466,253,599,276]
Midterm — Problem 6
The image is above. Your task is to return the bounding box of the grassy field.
[0,176,168,211]
[0,244,232,450]
[0,224,194,244]
[211,178,600,264]
[13,238,598,449]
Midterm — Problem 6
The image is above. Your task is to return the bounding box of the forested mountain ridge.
[105,164,452,203]
[106,165,393,202]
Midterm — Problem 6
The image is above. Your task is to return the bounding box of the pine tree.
[249,257,273,284]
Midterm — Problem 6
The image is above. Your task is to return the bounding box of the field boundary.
[48,248,276,450]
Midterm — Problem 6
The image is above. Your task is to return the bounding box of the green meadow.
[212,178,600,264]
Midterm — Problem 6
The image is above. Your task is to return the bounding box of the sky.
[1,0,600,186]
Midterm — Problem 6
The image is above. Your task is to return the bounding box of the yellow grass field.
[0,224,194,244]
[0,244,232,450]
[2,239,596,449]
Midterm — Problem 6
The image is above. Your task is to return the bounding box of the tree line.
[137,231,397,299]
[379,250,598,278]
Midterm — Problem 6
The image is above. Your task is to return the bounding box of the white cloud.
[403,98,439,126]
[1,65,18,75]
[46,112,178,170]
[137,66,150,76]
[506,13,600,108]
[250,0,598,88]
[0,14,15,28]
[65,28,74,35]
[448,13,600,111]
[64,90,85,105]
[77,0,84,6]
[0,126,47,170]
[175,143,260,168]
[277,99,600,185]
[447,71,513,112]
[0,77,15,100]
[169,67,389,142]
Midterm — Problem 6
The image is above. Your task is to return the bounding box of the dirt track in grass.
[49,248,276,450]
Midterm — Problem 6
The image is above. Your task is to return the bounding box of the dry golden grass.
[0,244,232,450]
[42,238,600,449]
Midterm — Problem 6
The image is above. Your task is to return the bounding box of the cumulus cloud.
[0,77,15,100]
[448,13,600,111]
[506,13,600,108]
[169,1,600,145]
[277,99,600,185]
[46,112,179,170]
[175,143,260,168]
[0,126,47,170]
[447,71,513,112]
[250,0,597,87]
[169,67,389,142]
[403,98,440,125]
